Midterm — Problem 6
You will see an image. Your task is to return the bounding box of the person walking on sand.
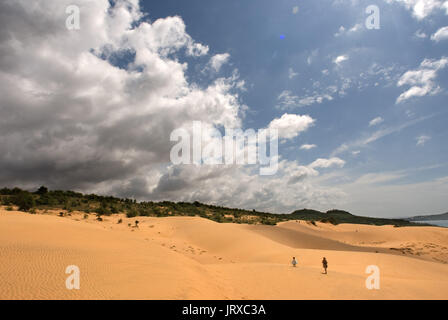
[322,257,328,274]
[291,257,297,267]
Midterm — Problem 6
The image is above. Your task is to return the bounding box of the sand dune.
[0,208,447,299]
[275,220,448,264]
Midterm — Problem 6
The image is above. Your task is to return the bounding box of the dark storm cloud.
[0,0,349,214]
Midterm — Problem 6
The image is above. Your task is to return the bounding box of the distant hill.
[0,186,426,227]
[285,209,418,227]
[407,212,448,221]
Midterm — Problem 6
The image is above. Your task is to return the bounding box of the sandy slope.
[0,208,447,299]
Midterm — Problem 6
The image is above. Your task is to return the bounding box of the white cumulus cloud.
[333,55,349,66]
[300,144,317,150]
[396,56,448,103]
[431,26,448,42]
[267,114,315,140]
[0,0,367,214]
[209,53,230,72]
[385,0,448,20]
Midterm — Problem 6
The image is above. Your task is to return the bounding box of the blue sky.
[1,0,448,217]
[141,0,448,166]
[140,0,448,214]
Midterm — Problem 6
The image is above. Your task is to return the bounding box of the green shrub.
[320,217,338,225]
[36,194,53,205]
[1,196,11,205]
[110,205,119,214]
[97,201,112,216]
[12,192,35,212]
[138,208,151,216]
[63,199,74,212]
[261,218,277,225]
[126,208,138,218]
[153,207,164,217]
[210,213,224,223]
[36,186,48,195]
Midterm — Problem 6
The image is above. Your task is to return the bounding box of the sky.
[0,0,447,218]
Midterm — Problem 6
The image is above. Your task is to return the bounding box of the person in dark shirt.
[322,257,328,274]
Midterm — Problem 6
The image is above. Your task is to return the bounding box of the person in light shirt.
[291,257,297,267]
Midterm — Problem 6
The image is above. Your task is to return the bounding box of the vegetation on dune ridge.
[0,186,427,227]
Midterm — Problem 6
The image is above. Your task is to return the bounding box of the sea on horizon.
[414,220,448,228]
